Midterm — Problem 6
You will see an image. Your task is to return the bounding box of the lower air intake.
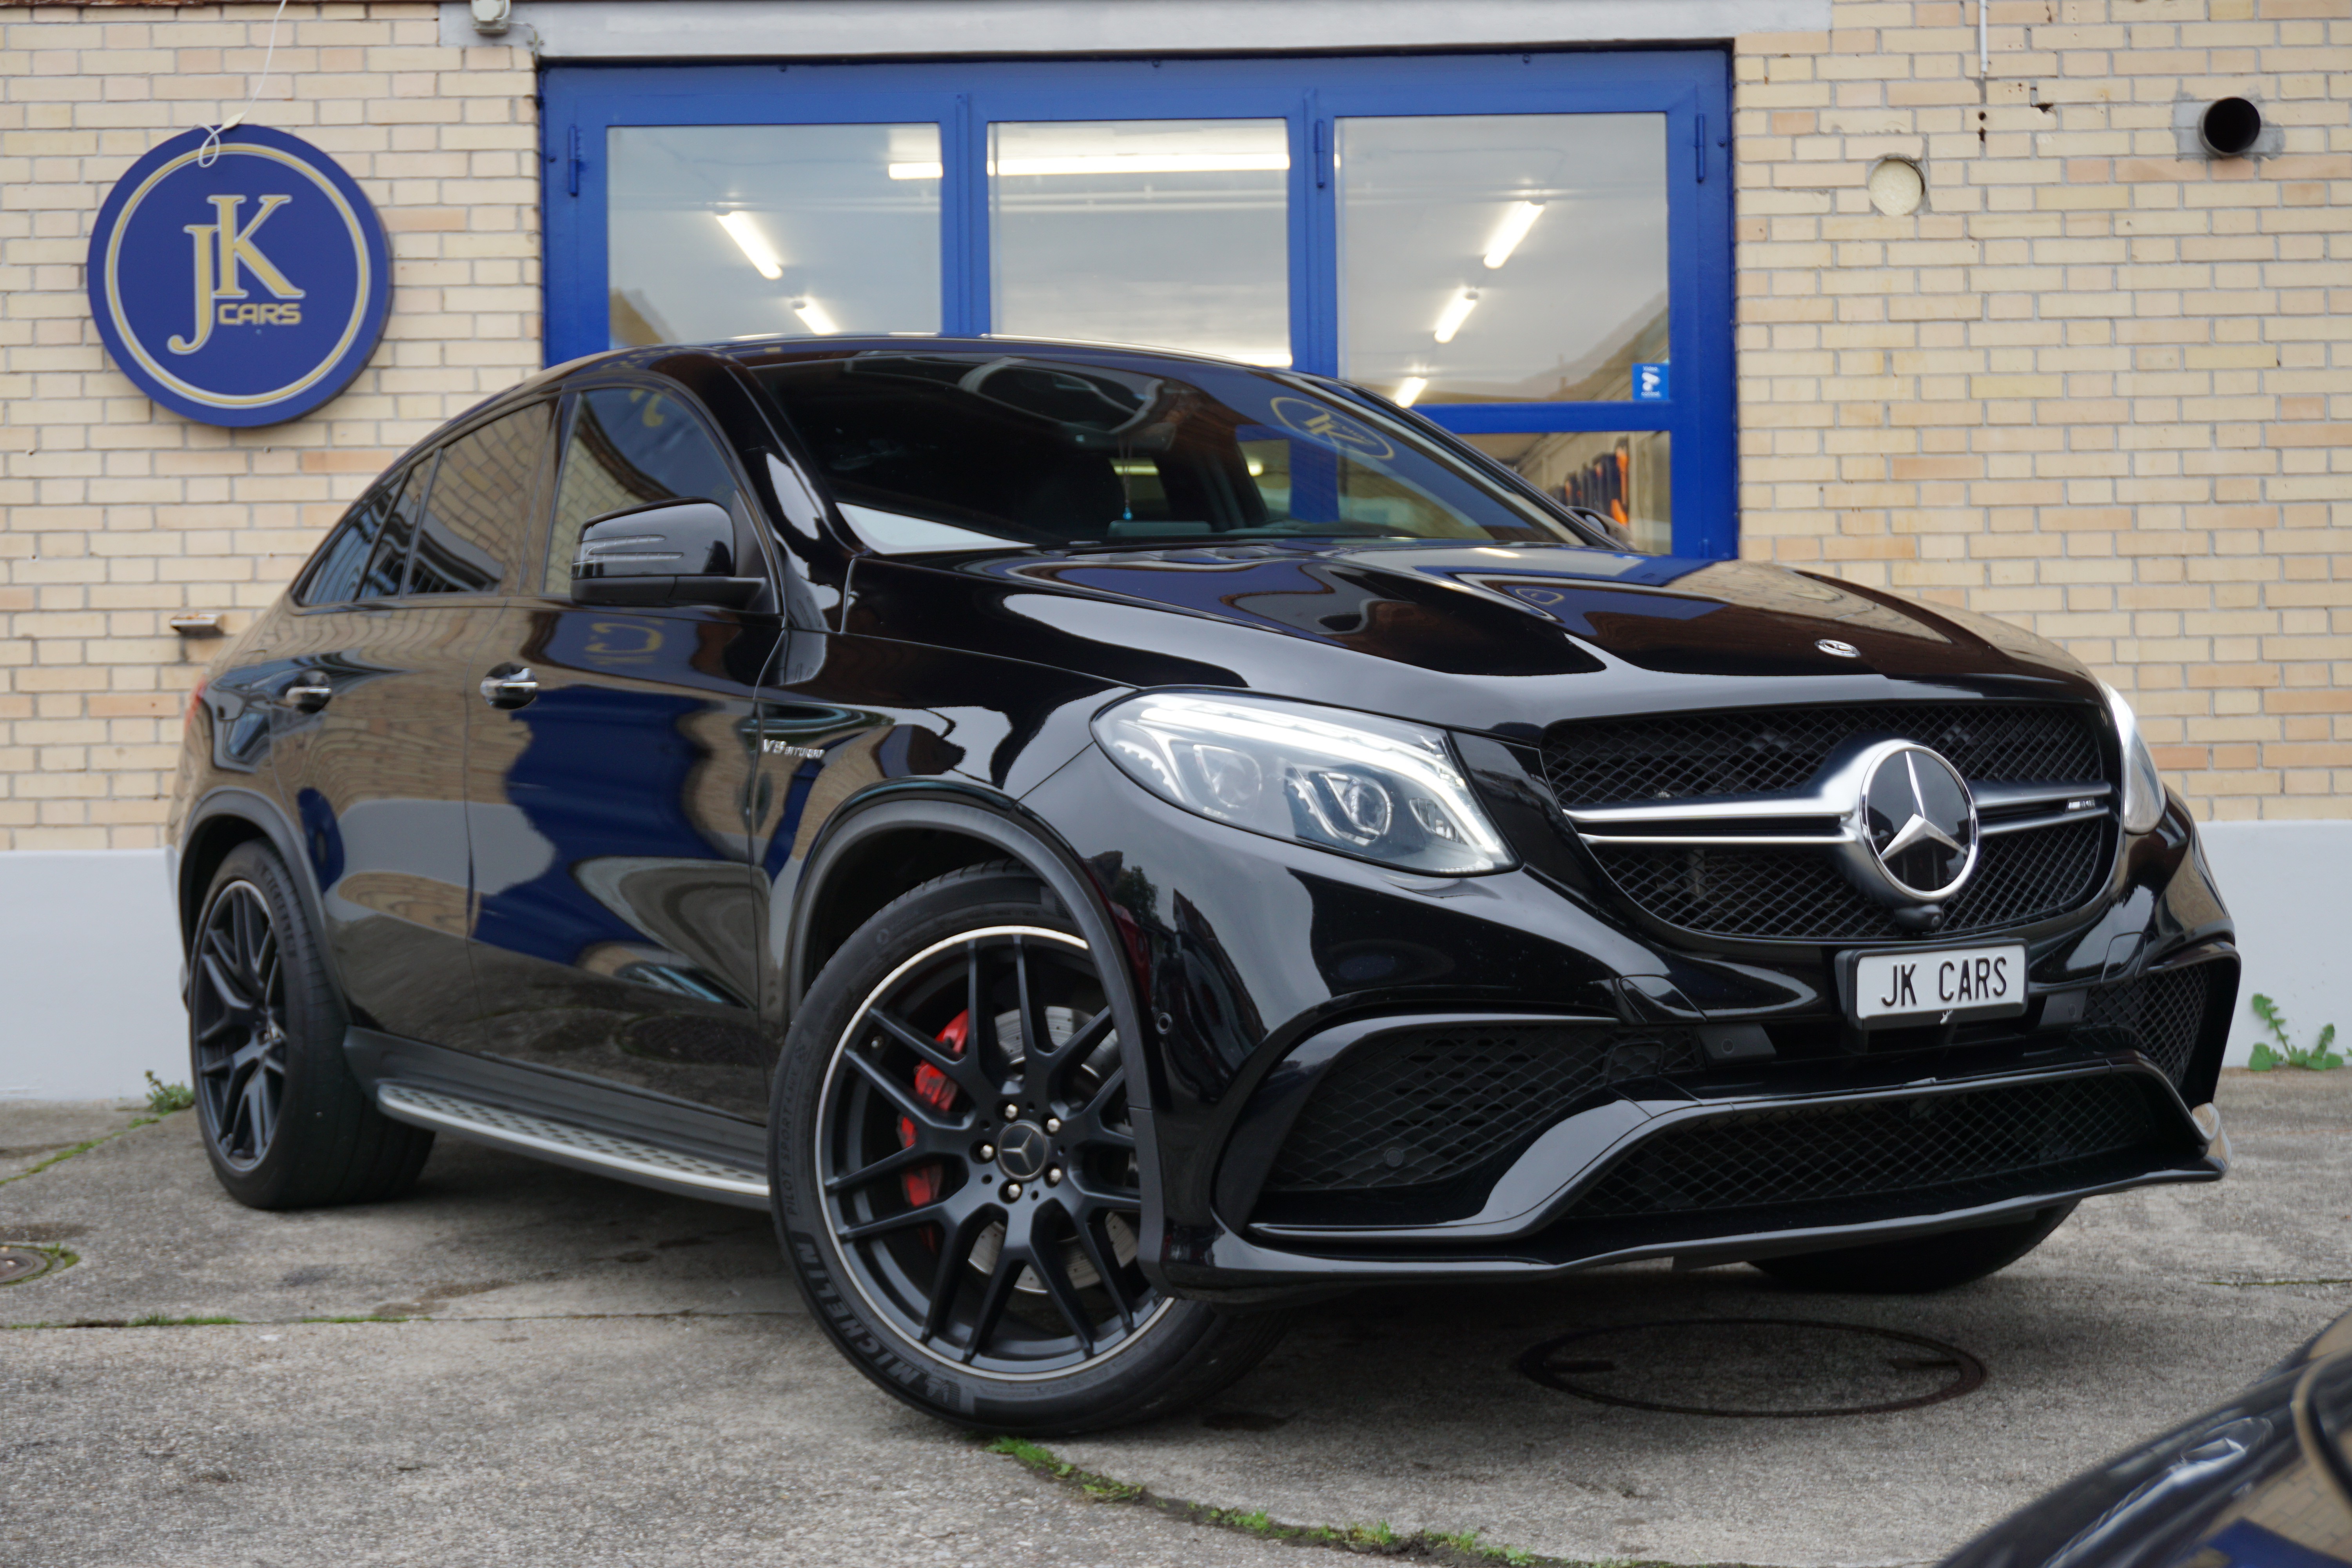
[1565,1075,2170,1220]
[2082,964,2214,1086]
[1265,1024,1704,1193]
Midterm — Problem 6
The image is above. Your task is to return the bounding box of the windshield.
[752,349,1599,554]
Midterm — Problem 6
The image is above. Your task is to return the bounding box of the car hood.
[841,540,2102,740]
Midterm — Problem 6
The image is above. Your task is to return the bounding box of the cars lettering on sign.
[86,126,390,428]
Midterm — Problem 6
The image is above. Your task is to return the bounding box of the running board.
[376,1083,771,1210]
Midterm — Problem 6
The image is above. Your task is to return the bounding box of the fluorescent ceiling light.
[715,212,783,281]
[792,296,839,335]
[887,153,1290,181]
[1482,200,1545,270]
[1432,289,1479,345]
[1394,376,1428,407]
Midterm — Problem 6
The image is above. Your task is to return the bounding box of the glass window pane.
[606,124,941,348]
[1340,115,1669,405]
[299,485,392,606]
[358,461,432,600]
[1465,430,1672,555]
[989,119,1290,366]
[755,348,1588,550]
[547,388,741,594]
[408,403,553,597]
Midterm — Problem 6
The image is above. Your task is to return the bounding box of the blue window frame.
[543,52,1736,558]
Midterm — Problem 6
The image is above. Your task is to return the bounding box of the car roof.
[544,333,1303,390]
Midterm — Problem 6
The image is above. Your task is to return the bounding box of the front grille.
[1544,702,2113,942]
[1565,1075,2167,1220]
[1590,817,2107,942]
[1543,703,2104,808]
[1265,1024,1704,1193]
[2084,965,2214,1086]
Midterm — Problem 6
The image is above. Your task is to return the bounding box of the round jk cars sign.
[87,125,390,428]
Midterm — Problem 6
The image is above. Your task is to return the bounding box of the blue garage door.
[544,52,1734,557]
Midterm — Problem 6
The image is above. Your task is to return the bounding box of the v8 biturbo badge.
[87,125,390,428]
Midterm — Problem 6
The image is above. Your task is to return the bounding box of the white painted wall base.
[0,825,2336,1098]
[2195,821,2352,1067]
[0,850,185,1102]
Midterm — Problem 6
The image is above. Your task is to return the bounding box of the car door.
[456,383,784,1120]
[267,403,550,1045]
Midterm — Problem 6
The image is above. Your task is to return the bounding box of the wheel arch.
[786,809,1010,1015]
[178,789,335,981]
[783,787,1172,1283]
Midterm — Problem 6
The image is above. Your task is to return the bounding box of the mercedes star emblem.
[1861,746,1978,901]
[996,1120,1049,1181]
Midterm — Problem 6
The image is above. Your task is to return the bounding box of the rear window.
[753,351,1589,553]
[297,481,396,606]
[296,459,432,605]
[356,461,434,600]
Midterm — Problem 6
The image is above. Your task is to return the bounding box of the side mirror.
[571,499,766,609]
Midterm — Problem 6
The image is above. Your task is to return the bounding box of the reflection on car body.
[1944,1309,2352,1568]
[171,335,2238,1435]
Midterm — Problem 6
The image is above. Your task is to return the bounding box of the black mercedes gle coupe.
[171,338,2237,1433]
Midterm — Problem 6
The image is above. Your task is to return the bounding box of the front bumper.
[1180,1049,2225,1294]
[1022,747,2237,1302]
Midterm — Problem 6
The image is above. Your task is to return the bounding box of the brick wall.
[0,1,536,849]
[1733,0,2352,822]
[3,1,2346,849]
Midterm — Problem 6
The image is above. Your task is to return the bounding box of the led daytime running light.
[1094,693,1515,876]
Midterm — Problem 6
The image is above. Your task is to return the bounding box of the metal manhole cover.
[0,1245,57,1285]
[1519,1318,1985,1417]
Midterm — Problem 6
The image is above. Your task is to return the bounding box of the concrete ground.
[1,1071,2344,1568]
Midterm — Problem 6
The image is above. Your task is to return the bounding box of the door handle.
[281,679,332,713]
[479,667,539,710]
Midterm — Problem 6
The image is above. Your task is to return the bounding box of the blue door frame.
[543,51,1737,558]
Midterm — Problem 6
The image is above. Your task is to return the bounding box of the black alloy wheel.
[191,878,288,1169]
[817,924,1165,1375]
[774,863,1289,1433]
[187,840,434,1209]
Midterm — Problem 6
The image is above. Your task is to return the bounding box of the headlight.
[2101,681,2167,834]
[1092,692,1516,875]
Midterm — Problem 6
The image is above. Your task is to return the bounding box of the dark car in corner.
[1942,1308,2352,1568]
[171,337,2237,1434]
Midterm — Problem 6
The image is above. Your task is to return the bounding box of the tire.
[771,862,1289,1435]
[187,840,434,1210]
[1751,1201,2077,1293]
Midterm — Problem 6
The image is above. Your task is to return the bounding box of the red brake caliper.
[901,1011,967,1224]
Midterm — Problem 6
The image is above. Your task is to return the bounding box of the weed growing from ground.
[2248,995,2343,1072]
[143,1072,196,1114]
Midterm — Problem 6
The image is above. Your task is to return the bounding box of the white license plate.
[1850,944,2027,1025]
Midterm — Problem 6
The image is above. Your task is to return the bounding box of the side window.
[407,402,554,597]
[297,483,394,606]
[545,387,741,595]
[357,458,434,601]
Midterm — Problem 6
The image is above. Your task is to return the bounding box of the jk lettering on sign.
[86,126,390,428]
[1850,943,2025,1026]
